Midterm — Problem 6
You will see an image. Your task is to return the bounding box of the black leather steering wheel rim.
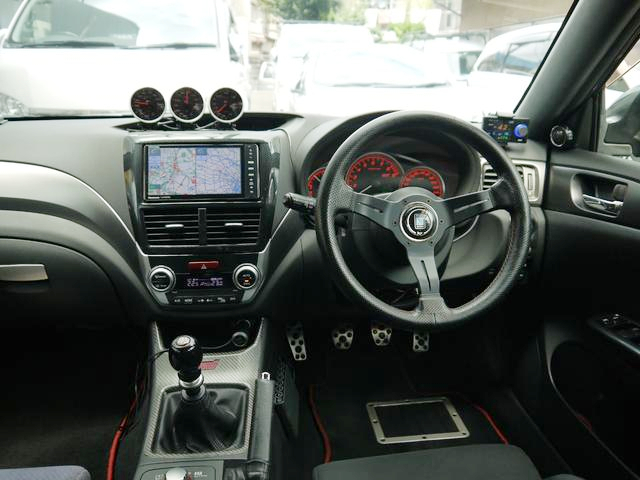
[315,111,531,331]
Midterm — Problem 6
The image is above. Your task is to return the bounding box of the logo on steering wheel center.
[400,203,437,241]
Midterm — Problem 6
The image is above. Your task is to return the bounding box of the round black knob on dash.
[169,335,203,382]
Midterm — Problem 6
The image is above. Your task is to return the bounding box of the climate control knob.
[233,264,260,290]
[164,468,188,480]
[149,266,176,293]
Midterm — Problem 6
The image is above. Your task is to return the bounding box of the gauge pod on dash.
[130,87,165,123]
[210,87,244,124]
[170,87,205,123]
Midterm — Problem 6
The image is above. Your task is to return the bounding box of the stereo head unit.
[144,143,259,201]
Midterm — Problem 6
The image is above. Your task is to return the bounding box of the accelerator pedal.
[413,332,430,352]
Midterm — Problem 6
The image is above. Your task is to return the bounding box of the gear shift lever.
[169,335,205,401]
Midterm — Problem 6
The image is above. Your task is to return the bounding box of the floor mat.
[309,343,507,462]
[0,328,139,480]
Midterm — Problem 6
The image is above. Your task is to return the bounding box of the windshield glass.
[7,0,219,47]
[0,0,575,120]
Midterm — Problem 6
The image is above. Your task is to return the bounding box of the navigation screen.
[146,145,243,198]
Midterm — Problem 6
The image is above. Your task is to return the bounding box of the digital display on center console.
[146,145,243,199]
[179,274,231,289]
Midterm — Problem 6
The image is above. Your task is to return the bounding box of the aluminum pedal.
[371,323,392,346]
[413,332,430,352]
[286,322,307,361]
[331,325,354,350]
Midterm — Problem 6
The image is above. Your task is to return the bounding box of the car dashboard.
[0,110,546,327]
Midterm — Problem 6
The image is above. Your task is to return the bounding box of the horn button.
[399,202,438,242]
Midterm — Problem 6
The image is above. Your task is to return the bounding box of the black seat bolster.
[313,444,542,480]
[0,466,90,480]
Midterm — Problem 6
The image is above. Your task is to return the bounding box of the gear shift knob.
[169,335,205,400]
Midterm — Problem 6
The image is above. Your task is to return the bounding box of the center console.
[123,130,291,311]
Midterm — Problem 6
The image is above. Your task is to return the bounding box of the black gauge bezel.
[169,87,205,123]
[130,87,165,124]
[210,87,244,124]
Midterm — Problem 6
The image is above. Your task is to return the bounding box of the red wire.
[308,385,333,464]
[106,382,144,480]
[470,401,509,445]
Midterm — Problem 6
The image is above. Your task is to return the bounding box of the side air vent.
[482,163,539,201]
[482,165,524,190]
[143,209,200,246]
[206,208,261,246]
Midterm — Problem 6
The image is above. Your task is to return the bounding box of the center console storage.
[133,320,300,480]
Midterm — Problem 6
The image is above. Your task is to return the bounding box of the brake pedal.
[413,332,430,352]
[332,325,354,350]
[286,322,307,361]
[371,323,392,346]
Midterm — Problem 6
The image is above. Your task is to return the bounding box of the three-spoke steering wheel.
[316,111,531,331]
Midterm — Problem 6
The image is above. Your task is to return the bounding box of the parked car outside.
[288,43,479,119]
[467,22,561,114]
[260,22,374,112]
[408,37,483,82]
[0,0,250,117]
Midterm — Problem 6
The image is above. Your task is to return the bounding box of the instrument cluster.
[130,86,244,124]
[306,151,448,198]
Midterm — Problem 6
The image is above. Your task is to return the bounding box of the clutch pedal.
[413,332,430,352]
[286,322,307,361]
[371,323,392,346]
[332,325,354,350]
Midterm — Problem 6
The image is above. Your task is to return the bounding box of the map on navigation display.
[147,146,242,197]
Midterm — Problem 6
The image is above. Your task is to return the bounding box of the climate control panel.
[145,257,261,307]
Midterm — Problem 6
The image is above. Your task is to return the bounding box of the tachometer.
[170,87,204,123]
[400,167,445,197]
[130,87,165,123]
[307,167,325,198]
[210,87,244,123]
[346,152,402,194]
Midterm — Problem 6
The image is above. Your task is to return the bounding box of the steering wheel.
[316,111,531,331]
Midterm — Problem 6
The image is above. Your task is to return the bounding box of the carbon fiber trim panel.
[138,320,270,464]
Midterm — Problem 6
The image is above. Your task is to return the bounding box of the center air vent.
[141,207,262,248]
[206,209,261,246]
[142,209,200,246]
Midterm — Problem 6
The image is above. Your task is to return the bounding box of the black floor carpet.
[299,326,571,479]
[0,328,140,480]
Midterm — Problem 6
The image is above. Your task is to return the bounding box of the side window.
[476,49,506,73]
[601,43,640,158]
[503,39,551,76]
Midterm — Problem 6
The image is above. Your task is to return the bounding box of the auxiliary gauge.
[130,87,165,123]
[210,87,244,123]
[170,87,204,123]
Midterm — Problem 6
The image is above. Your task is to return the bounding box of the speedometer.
[346,152,402,194]
[400,167,445,197]
[307,167,325,198]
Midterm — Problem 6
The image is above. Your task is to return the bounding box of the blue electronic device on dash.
[482,114,529,145]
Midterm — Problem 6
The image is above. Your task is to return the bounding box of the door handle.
[582,194,623,215]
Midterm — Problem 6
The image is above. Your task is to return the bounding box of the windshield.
[0,0,575,120]
[312,45,449,88]
[7,0,219,48]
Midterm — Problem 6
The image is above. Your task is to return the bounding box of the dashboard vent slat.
[205,208,261,246]
[482,165,524,190]
[142,207,262,248]
[142,209,200,247]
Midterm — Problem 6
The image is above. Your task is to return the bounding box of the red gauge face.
[346,153,402,194]
[307,167,326,197]
[400,167,445,197]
